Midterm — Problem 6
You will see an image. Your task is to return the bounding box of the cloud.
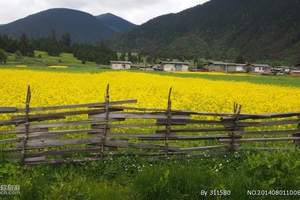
[0,0,209,25]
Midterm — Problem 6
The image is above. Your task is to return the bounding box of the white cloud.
[0,0,209,25]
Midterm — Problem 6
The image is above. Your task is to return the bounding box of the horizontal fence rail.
[0,85,300,165]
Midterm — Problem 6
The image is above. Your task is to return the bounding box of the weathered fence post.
[294,115,300,147]
[222,102,242,152]
[165,87,173,154]
[88,84,111,157]
[102,84,110,155]
[21,85,31,164]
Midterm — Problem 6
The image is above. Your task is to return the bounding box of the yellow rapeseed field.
[1,69,300,114]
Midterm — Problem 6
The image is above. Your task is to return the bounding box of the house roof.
[207,61,273,68]
[208,61,246,66]
[250,64,271,67]
[161,61,190,65]
[110,61,132,64]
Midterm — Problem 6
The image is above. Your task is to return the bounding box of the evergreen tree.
[19,33,29,56]
[235,55,246,64]
[120,52,126,61]
[47,30,61,56]
[60,33,71,52]
[0,49,7,64]
[15,50,23,61]
[128,52,132,61]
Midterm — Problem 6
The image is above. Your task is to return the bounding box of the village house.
[110,61,132,70]
[290,64,300,76]
[206,61,247,72]
[139,65,155,71]
[251,64,272,74]
[272,66,291,75]
[160,61,190,72]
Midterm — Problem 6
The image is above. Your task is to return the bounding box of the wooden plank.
[12,116,67,124]
[240,129,300,135]
[26,136,104,148]
[25,157,104,165]
[17,99,137,112]
[111,107,236,117]
[157,119,223,125]
[92,112,191,120]
[132,135,233,141]
[240,147,296,151]
[0,107,18,113]
[0,137,21,144]
[12,108,123,122]
[237,119,300,127]
[26,129,104,140]
[104,140,180,152]
[24,156,46,162]
[17,120,107,130]
[25,147,103,157]
[237,112,300,120]
[0,129,17,135]
[179,145,227,151]
[111,106,166,112]
[220,137,300,143]
[0,120,16,126]
[109,123,162,128]
[156,127,229,133]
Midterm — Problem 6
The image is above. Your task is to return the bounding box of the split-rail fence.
[0,85,299,165]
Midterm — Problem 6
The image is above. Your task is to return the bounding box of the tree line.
[0,32,117,64]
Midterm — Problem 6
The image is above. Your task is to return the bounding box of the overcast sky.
[0,0,209,25]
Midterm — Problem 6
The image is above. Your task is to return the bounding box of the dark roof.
[110,61,132,64]
[208,61,246,66]
[161,61,190,65]
[250,64,271,67]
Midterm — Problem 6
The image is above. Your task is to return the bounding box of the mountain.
[96,13,136,33]
[0,8,133,43]
[111,0,300,64]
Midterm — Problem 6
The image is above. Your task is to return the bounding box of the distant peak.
[98,13,116,17]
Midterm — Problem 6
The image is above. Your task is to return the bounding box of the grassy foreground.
[1,150,300,200]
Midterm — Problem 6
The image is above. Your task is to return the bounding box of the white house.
[206,61,247,72]
[160,61,190,72]
[251,64,272,74]
[290,64,300,76]
[110,61,132,70]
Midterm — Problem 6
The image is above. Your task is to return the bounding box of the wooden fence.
[0,85,300,165]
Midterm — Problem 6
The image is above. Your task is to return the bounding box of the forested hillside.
[111,0,300,64]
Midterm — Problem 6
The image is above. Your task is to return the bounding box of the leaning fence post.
[294,115,300,147]
[225,102,242,152]
[165,87,173,154]
[102,84,110,155]
[21,85,31,164]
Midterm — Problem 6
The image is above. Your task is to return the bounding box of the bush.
[15,50,23,61]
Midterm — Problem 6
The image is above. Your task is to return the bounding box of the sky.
[0,0,209,25]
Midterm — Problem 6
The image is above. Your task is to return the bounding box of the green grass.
[1,150,300,200]
[4,50,110,71]
[147,71,300,88]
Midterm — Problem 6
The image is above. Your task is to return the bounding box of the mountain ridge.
[96,13,136,33]
[0,8,135,43]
